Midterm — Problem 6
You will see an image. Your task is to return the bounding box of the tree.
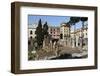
[43,21,49,37]
[80,17,88,47]
[80,17,88,29]
[69,17,80,25]
[35,19,42,34]
[68,17,80,47]
[35,19,44,49]
[68,17,80,34]
[68,17,88,48]
[67,22,71,37]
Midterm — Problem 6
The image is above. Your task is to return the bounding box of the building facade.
[28,22,88,50]
[48,26,60,39]
[59,23,70,46]
[60,23,70,39]
[70,27,88,48]
[28,23,37,39]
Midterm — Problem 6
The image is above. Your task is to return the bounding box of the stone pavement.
[34,46,84,60]
[59,46,82,54]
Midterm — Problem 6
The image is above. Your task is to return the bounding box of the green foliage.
[68,17,88,31]
[35,19,44,49]
[28,51,36,60]
[69,17,80,25]
[80,17,88,28]
[35,19,49,49]
[67,17,88,47]
[80,17,88,22]
[68,17,88,26]
[43,21,49,37]
[35,19,42,34]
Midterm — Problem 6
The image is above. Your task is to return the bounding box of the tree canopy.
[35,19,49,49]
[43,21,49,36]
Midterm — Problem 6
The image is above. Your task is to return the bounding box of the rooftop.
[60,23,70,27]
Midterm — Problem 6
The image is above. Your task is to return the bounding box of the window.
[30,30,33,34]
[30,36,32,39]
[28,40,31,45]
[60,34,63,39]
[50,29,52,31]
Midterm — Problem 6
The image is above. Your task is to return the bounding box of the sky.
[28,15,88,29]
